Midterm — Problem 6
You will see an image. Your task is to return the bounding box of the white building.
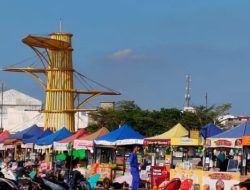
[0,89,89,132]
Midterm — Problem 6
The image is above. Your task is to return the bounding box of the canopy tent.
[36,127,72,146]
[0,131,10,143]
[9,124,43,140]
[94,124,144,146]
[53,129,88,151]
[143,123,189,145]
[206,122,250,148]
[200,123,223,138]
[73,127,109,150]
[23,129,53,144]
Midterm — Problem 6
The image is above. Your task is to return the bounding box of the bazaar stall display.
[170,136,204,189]
[73,127,109,167]
[203,122,249,190]
[144,123,188,167]
[4,125,43,160]
[94,124,144,182]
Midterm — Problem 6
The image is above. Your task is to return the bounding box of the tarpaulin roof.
[73,127,109,150]
[36,127,72,145]
[0,131,10,143]
[200,123,223,138]
[95,124,144,146]
[78,127,109,141]
[209,122,250,139]
[9,124,43,140]
[23,129,53,144]
[58,128,88,143]
[146,123,188,140]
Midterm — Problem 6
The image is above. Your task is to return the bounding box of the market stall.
[94,124,144,182]
[35,127,72,162]
[4,125,43,160]
[170,136,204,189]
[203,122,248,190]
[143,123,188,167]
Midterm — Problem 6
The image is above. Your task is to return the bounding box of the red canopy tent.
[58,128,88,143]
[0,131,10,143]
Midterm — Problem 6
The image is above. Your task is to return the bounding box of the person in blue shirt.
[129,145,140,190]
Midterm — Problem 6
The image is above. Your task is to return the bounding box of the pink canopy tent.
[54,128,88,150]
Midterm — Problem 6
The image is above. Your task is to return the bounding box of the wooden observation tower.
[3,32,120,132]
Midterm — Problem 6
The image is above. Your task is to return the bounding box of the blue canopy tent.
[209,122,250,139]
[36,127,72,145]
[200,123,223,138]
[95,124,144,146]
[206,122,250,148]
[23,129,53,144]
[9,124,43,140]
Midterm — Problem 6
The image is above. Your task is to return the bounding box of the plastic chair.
[88,173,100,189]
[163,178,181,190]
[180,179,193,190]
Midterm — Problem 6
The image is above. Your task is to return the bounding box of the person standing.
[129,145,140,190]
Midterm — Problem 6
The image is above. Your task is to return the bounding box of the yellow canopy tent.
[143,123,189,145]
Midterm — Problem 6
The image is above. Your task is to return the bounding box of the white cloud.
[109,48,133,60]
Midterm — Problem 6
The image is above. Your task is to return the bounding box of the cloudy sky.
[0,1,250,115]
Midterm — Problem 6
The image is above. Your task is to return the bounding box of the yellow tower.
[3,32,120,132]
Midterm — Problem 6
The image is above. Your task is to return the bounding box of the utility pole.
[205,92,208,109]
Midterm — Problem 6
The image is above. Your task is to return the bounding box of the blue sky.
[0,1,250,115]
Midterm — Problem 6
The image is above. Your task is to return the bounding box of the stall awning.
[95,124,144,146]
[73,127,109,150]
[200,123,223,138]
[9,124,43,140]
[0,131,10,143]
[36,127,72,145]
[23,129,53,144]
[206,122,250,148]
[143,123,188,145]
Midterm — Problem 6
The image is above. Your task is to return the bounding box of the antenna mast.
[184,74,191,107]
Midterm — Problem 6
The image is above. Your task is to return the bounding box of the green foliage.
[87,100,231,137]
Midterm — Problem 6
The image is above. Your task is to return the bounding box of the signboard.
[202,171,240,190]
[242,136,250,146]
[150,166,169,189]
[34,144,52,149]
[5,145,15,149]
[0,143,5,150]
[170,169,203,187]
[171,138,202,146]
[190,130,199,139]
[53,142,68,151]
[143,139,171,146]
[73,140,93,150]
[97,165,112,180]
[21,143,33,149]
[205,138,242,148]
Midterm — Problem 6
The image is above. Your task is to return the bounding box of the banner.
[242,136,250,146]
[143,139,171,146]
[171,137,203,146]
[205,138,242,148]
[0,143,5,150]
[73,140,93,150]
[21,143,33,149]
[53,142,68,151]
[34,144,52,149]
[202,171,240,190]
